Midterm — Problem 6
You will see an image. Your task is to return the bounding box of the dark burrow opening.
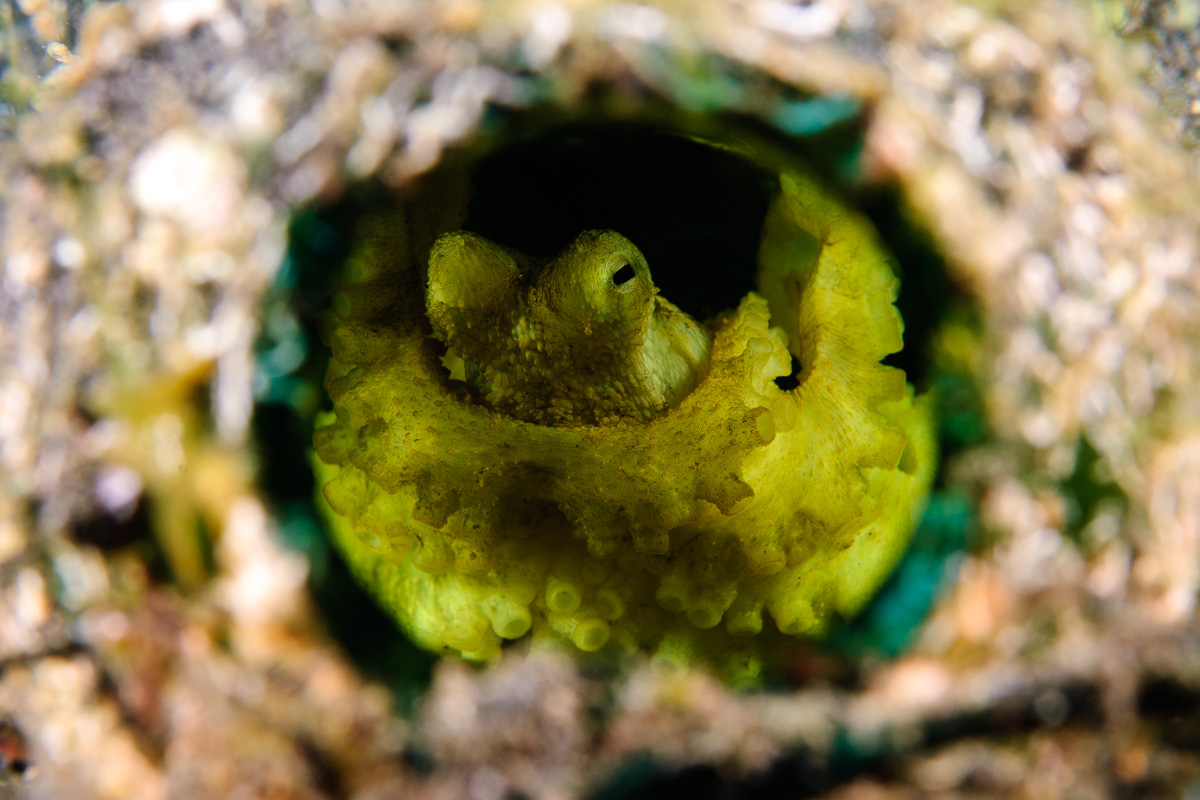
[252,111,975,709]
[459,119,962,395]
[461,124,773,324]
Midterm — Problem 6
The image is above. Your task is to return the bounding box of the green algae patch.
[312,164,935,683]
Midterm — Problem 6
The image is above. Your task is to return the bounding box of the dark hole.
[773,353,803,391]
[297,737,342,797]
[1065,143,1090,172]
[270,113,968,693]
[1139,676,1200,718]
[69,494,151,551]
[612,263,635,286]
[464,124,774,321]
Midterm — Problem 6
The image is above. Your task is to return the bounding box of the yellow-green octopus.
[313,170,935,683]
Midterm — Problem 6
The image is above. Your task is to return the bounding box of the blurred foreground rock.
[1,0,1199,798]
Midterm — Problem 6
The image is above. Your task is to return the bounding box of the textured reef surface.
[313,167,935,681]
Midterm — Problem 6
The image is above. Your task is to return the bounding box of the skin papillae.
[425,230,713,426]
[312,172,936,683]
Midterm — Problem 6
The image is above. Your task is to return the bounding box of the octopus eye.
[611,263,636,286]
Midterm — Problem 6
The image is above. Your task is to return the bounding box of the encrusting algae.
[313,166,936,683]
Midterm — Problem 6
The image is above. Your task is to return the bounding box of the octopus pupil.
[612,264,635,286]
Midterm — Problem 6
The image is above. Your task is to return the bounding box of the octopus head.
[426,230,655,349]
[426,229,708,425]
[541,230,655,347]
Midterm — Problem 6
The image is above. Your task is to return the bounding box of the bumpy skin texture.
[426,230,712,426]
[313,172,936,682]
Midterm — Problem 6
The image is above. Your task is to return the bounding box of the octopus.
[313,168,936,683]
[425,230,712,426]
